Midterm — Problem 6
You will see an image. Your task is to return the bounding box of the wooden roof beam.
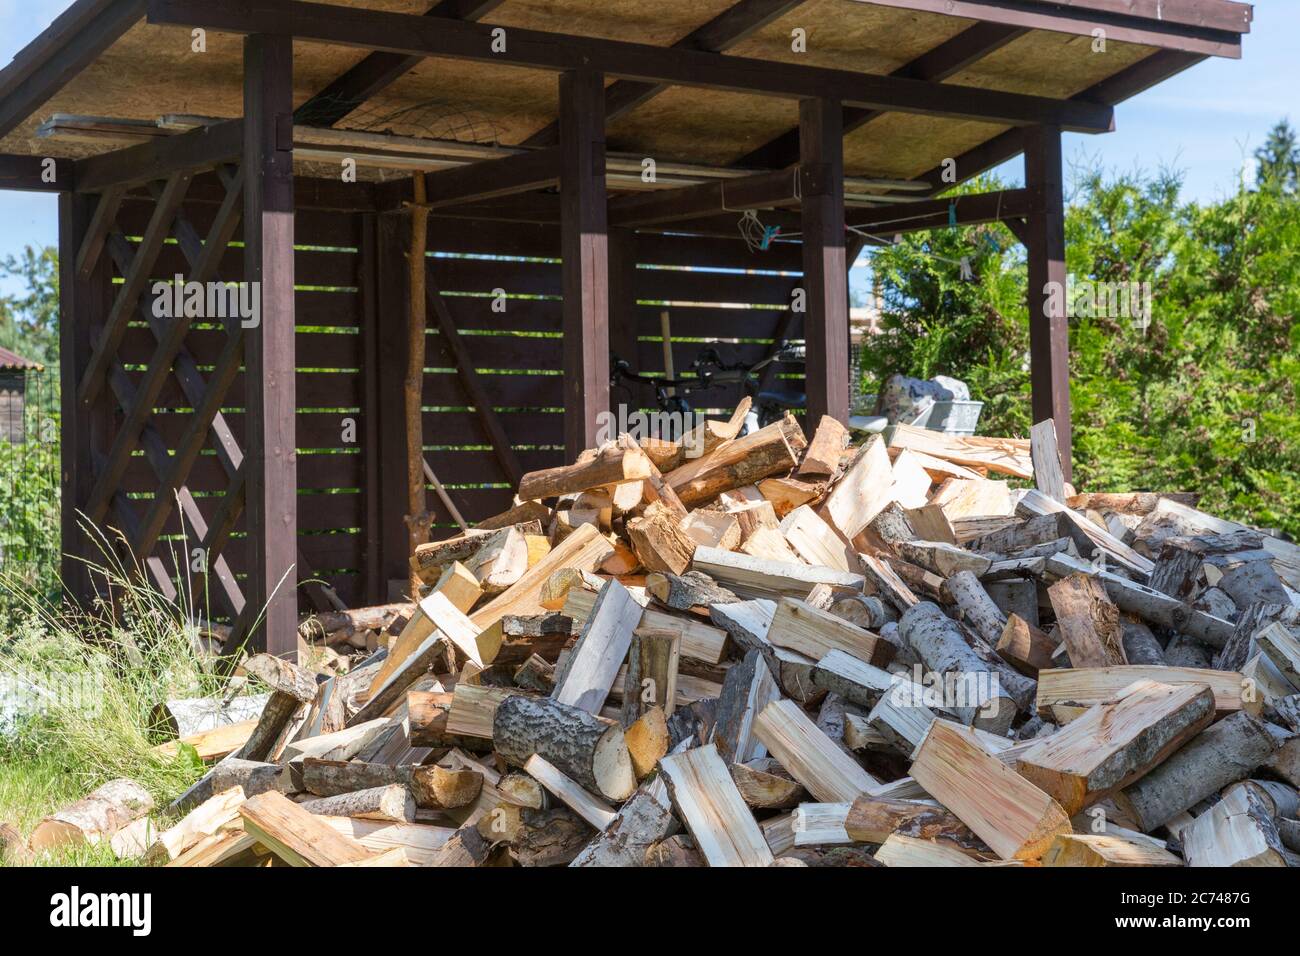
[911,49,1203,194]
[0,0,145,140]
[608,166,811,227]
[850,0,1248,57]
[420,146,561,209]
[145,0,1114,132]
[0,154,76,192]
[522,0,810,147]
[739,20,1028,169]
[294,0,506,128]
[75,118,243,192]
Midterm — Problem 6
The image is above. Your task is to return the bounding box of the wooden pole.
[559,69,610,460]
[1024,125,1072,483]
[59,192,112,608]
[243,33,298,657]
[406,174,431,593]
[800,97,849,429]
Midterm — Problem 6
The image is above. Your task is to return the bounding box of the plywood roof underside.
[1,0,1164,182]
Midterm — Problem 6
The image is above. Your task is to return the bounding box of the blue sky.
[0,0,1295,297]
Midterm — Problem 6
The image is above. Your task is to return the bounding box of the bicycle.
[610,343,805,438]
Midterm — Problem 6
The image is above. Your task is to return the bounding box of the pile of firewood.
[18,403,1300,867]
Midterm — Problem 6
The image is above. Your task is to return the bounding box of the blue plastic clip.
[948,202,957,228]
[760,225,780,250]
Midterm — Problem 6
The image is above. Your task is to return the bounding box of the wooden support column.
[559,69,610,460]
[59,192,112,607]
[375,212,413,590]
[358,212,384,605]
[1023,125,1072,483]
[800,97,849,429]
[243,34,298,657]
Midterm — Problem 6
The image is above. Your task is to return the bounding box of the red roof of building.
[0,346,43,371]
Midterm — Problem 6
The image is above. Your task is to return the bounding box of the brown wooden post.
[243,33,298,657]
[1024,124,1072,482]
[559,69,610,460]
[59,192,112,607]
[375,211,412,593]
[799,97,849,429]
[358,211,384,605]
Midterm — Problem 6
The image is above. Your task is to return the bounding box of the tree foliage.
[861,125,1299,537]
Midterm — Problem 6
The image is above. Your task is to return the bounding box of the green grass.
[0,526,244,866]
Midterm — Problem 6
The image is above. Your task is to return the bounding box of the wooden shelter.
[0,0,1252,655]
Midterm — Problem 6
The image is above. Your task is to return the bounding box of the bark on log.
[898,601,1021,733]
[301,785,415,823]
[1114,711,1279,832]
[492,695,636,801]
[29,779,155,852]
[645,570,738,611]
[1121,620,1166,666]
[945,570,1007,646]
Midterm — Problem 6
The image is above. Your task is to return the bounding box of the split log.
[808,649,896,709]
[844,795,986,855]
[730,760,805,809]
[681,510,742,551]
[1114,711,1279,832]
[758,475,824,518]
[563,585,726,665]
[859,552,919,612]
[551,578,641,715]
[668,415,802,507]
[873,834,1005,867]
[645,570,737,612]
[492,695,636,801]
[996,614,1057,677]
[518,443,651,501]
[569,776,677,867]
[624,707,670,779]
[1049,572,1127,668]
[29,778,154,853]
[796,414,849,478]
[1015,680,1215,814]
[236,655,319,762]
[754,699,879,802]
[347,633,448,728]
[1045,552,1234,648]
[426,824,495,867]
[470,523,615,631]
[524,755,617,830]
[626,501,695,575]
[659,743,774,867]
[239,791,373,867]
[1036,665,1258,723]
[819,435,894,540]
[910,720,1071,861]
[1030,418,1067,501]
[1256,621,1300,691]
[1182,781,1288,867]
[644,834,706,867]
[1042,833,1183,867]
[693,546,864,601]
[904,503,957,545]
[621,627,680,725]
[767,597,894,667]
[781,505,861,572]
[712,648,781,764]
[887,423,1032,479]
